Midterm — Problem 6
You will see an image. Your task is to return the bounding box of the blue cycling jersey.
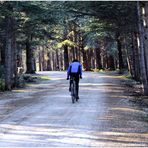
[67,62,82,78]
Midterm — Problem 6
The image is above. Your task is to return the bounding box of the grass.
[125,74,133,79]
[92,68,105,72]
[39,76,51,81]
[92,68,134,80]
[116,73,133,79]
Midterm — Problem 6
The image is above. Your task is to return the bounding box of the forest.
[0,1,148,95]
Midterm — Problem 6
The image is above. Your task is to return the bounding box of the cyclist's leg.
[69,74,74,92]
[75,76,80,99]
[69,79,72,92]
[69,79,71,91]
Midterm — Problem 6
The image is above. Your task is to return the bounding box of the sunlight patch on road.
[50,78,65,80]
[108,95,128,99]
[111,107,146,114]
[0,124,148,147]
[97,75,127,79]
[80,83,118,86]
[12,89,32,93]
[0,124,94,146]
[39,76,51,80]
[93,131,148,146]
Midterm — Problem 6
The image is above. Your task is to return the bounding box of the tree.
[0,2,18,90]
[137,1,148,95]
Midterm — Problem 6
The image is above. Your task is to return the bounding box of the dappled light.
[1,0,148,146]
[0,122,147,147]
[112,107,146,114]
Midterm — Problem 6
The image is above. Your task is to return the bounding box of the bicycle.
[70,77,78,103]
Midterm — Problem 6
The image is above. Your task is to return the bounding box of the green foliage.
[106,41,118,57]
[1,1,136,52]
[125,73,133,80]
[57,39,76,48]
[64,1,137,33]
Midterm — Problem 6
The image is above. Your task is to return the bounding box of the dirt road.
[0,71,147,147]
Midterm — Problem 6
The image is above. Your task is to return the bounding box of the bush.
[23,74,38,82]
[15,74,39,88]
[0,65,5,78]
[15,75,26,88]
[0,79,5,91]
[0,65,5,91]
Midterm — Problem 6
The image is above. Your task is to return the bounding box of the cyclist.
[67,59,82,100]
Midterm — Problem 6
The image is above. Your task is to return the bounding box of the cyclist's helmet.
[72,59,79,62]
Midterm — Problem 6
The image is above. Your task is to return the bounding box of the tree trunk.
[91,49,95,69]
[5,17,12,90]
[64,45,69,70]
[116,32,124,73]
[71,46,75,60]
[42,46,46,71]
[26,36,35,74]
[143,2,148,81]
[16,44,23,67]
[56,49,59,70]
[11,23,17,88]
[52,51,56,70]
[59,51,63,70]
[123,36,133,75]
[39,50,42,71]
[0,40,5,66]
[81,45,87,71]
[74,24,78,60]
[86,49,92,71]
[78,32,81,61]
[137,1,148,95]
[47,52,52,71]
[108,55,115,70]
[132,32,140,81]
[95,47,102,69]
[102,48,108,69]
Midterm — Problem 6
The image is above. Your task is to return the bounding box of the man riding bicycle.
[67,59,82,100]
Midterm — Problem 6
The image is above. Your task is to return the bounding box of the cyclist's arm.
[79,64,82,77]
[67,65,71,78]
